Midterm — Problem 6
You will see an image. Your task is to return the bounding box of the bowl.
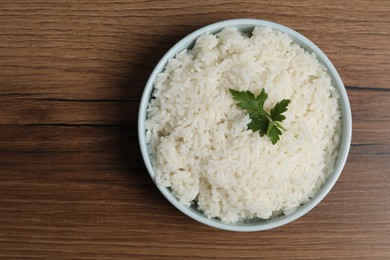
[138,19,352,231]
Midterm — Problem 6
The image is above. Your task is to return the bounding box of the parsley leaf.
[270,99,291,122]
[267,121,283,145]
[247,116,269,137]
[229,88,291,145]
[229,89,268,119]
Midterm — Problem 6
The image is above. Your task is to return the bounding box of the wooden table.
[1,1,389,259]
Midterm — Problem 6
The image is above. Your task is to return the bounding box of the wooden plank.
[0,87,389,127]
[0,1,389,100]
[0,126,389,258]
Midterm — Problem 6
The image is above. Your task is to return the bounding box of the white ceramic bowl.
[138,19,352,231]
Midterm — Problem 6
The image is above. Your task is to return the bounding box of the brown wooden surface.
[0,0,389,259]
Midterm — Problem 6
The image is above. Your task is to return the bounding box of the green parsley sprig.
[229,88,291,145]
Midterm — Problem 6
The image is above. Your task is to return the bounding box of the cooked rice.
[145,26,341,223]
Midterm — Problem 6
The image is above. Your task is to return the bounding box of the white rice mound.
[145,26,342,223]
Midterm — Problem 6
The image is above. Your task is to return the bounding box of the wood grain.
[0,0,389,259]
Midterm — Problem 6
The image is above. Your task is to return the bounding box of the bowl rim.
[138,18,352,232]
